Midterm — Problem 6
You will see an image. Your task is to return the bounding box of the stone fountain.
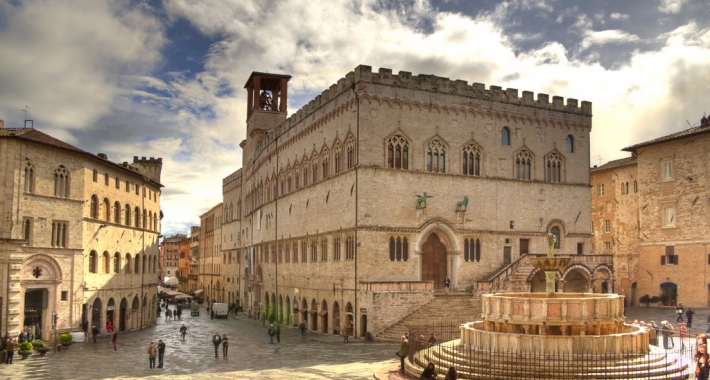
[405,234,690,379]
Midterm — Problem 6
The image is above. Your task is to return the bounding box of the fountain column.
[544,233,557,296]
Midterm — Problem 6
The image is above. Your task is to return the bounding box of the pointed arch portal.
[422,233,447,288]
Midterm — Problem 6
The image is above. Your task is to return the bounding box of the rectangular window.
[577,243,583,255]
[321,239,327,262]
[662,206,676,228]
[61,291,68,301]
[104,173,109,186]
[662,161,673,180]
[604,220,610,233]
[597,184,604,196]
[662,246,678,265]
[126,181,130,192]
[604,242,611,250]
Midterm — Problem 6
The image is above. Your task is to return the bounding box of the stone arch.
[320,299,328,333]
[592,265,614,293]
[310,298,318,331]
[92,297,103,330]
[561,264,592,293]
[21,254,62,281]
[333,301,341,334]
[415,217,458,253]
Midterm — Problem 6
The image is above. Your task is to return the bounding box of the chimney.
[701,115,708,128]
[97,153,108,159]
[0,120,4,129]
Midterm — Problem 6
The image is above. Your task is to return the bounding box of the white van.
[212,303,229,318]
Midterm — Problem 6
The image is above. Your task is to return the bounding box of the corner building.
[235,66,594,339]
[0,123,162,340]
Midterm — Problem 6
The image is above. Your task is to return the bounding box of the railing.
[476,254,530,292]
[359,281,434,292]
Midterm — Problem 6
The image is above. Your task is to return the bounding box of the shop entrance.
[24,289,47,340]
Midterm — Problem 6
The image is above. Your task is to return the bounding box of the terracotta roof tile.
[622,125,710,152]
[590,156,637,173]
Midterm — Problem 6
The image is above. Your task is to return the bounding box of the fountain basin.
[529,255,571,272]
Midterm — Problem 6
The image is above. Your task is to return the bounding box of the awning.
[164,277,179,286]
[194,289,204,294]
[318,310,328,316]
[309,309,318,315]
[299,308,308,313]
[175,294,193,299]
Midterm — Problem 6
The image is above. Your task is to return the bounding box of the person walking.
[275,325,281,343]
[210,308,214,320]
[444,366,458,380]
[5,338,15,364]
[687,308,695,328]
[268,324,275,344]
[444,277,451,295]
[91,325,99,343]
[148,342,157,369]
[222,334,229,358]
[180,325,187,341]
[212,332,222,358]
[299,321,307,337]
[18,330,26,343]
[397,335,409,373]
[106,321,113,333]
[166,308,172,322]
[157,339,166,368]
[82,320,89,339]
[341,323,349,343]
[112,332,118,351]
[677,303,684,322]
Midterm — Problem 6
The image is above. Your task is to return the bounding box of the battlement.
[251,65,592,163]
[132,156,163,184]
[133,156,163,164]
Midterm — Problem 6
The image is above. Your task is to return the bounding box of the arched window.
[545,153,562,183]
[312,159,319,183]
[134,207,141,227]
[475,239,481,262]
[293,242,299,263]
[387,135,409,169]
[104,173,109,186]
[464,238,480,262]
[103,198,110,222]
[115,176,120,189]
[54,165,70,198]
[153,213,158,231]
[346,136,355,169]
[89,251,98,273]
[566,135,574,153]
[551,226,561,249]
[90,195,99,219]
[426,139,446,173]
[464,238,470,262]
[301,241,307,263]
[502,127,510,145]
[388,236,408,261]
[24,159,35,193]
[462,145,481,176]
[125,180,130,192]
[322,149,329,179]
[237,200,241,219]
[143,255,147,273]
[287,172,292,193]
[113,252,120,274]
[52,222,67,247]
[124,204,131,225]
[23,219,31,243]
[134,254,140,274]
[333,142,342,174]
[515,150,532,180]
[294,166,300,189]
[633,180,638,193]
[152,256,157,273]
[125,253,132,274]
[142,208,147,228]
[103,251,110,274]
[92,169,98,182]
[389,237,395,261]
[113,202,121,224]
[311,241,317,263]
[301,162,309,187]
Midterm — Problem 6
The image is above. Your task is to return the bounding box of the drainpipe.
[352,85,360,338]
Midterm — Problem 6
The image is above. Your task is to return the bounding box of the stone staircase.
[374,292,480,342]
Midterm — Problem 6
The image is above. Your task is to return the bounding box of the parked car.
[191,302,200,316]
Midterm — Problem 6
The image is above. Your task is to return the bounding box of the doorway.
[106,298,115,330]
[519,239,529,255]
[320,300,328,334]
[660,282,678,306]
[360,314,367,338]
[119,298,128,331]
[92,298,102,332]
[421,233,447,288]
[24,289,47,340]
[503,246,512,265]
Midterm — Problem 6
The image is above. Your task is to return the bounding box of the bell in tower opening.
[259,91,273,111]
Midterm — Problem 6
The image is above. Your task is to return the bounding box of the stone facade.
[591,116,710,307]
[160,234,184,278]
[201,65,593,338]
[0,126,162,340]
[199,203,223,303]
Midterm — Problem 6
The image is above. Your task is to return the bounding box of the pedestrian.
[661,320,671,349]
[275,325,281,343]
[180,324,187,341]
[210,308,214,320]
[27,330,34,342]
[428,332,437,347]
[680,323,688,350]
[157,304,161,317]
[299,321,307,337]
[268,324,275,344]
[157,339,166,368]
[177,307,182,321]
[420,361,437,379]
[687,308,695,328]
[212,332,222,358]
[444,277,451,295]
[648,323,657,346]
[5,338,15,364]
[112,332,118,351]
[18,330,26,343]
[91,325,99,343]
[444,365,458,380]
[696,343,710,380]
[677,303,685,322]
[341,322,349,343]
[148,342,157,369]
[106,320,113,333]
[396,335,409,373]
[82,320,89,339]
[166,308,172,322]
[222,334,229,357]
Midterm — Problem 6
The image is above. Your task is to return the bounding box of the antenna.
[592,155,603,166]
[22,105,31,120]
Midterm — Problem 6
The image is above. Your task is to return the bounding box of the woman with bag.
[396,336,409,373]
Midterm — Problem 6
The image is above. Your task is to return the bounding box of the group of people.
[147,339,166,368]
[211,332,229,358]
[395,332,457,379]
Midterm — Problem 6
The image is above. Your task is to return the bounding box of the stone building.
[221,170,242,307]
[591,115,710,307]
[199,203,223,303]
[0,122,162,340]
[188,226,200,294]
[160,234,184,278]
[177,234,191,292]
[215,65,597,339]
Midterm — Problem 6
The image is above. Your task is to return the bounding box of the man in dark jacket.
[91,326,99,343]
[268,324,275,344]
[157,339,166,368]
[687,308,695,328]
[212,332,221,357]
[299,321,307,337]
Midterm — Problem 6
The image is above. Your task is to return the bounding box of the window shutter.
[661,256,666,265]
[665,246,674,255]
[673,256,679,265]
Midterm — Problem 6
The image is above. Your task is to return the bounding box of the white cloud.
[658,0,687,14]
[578,29,641,52]
[610,13,630,21]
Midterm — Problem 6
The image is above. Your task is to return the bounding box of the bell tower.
[242,72,291,161]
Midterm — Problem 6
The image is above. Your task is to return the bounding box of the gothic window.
[89,251,97,273]
[322,149,329,179]
[90,195,99,219]
[388,236,409,261]
[545,153,562,183]
[302,160,309,187]
[312,159,319,183]
[52,222,68,248]
[113,252,120,274]
[24,159,35,193]
[462,144,481,176]
[54,165,70,198]
[285,245,290,263]
[515,150,532,180]
[566,135,574,153]
[134,207,141,227]
[294,169,300,190]
[345,236,354,261]
[321,239,328,262]
[113,201,121,224]
[301,241,307,263]
[550,226,561,249]
[311,241,317,263]
[333,237,341,261]
[293,242,298,263]
[346,136,355,169]
[464,238,481,262]
[333,142,342,174]
[287,172,292,193]
[502,127,510,145]
[426,140,446,173]
[103,251,110,274]
[272,176,278,197]
[280,173,285,196]
[387,135,409,169]
[237,200,242,218]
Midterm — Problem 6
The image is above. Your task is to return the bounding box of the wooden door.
[422,233,447,288]
[520,239,529,255]
[503,247,512,265]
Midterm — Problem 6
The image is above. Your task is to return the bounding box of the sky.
[1,0,709,236]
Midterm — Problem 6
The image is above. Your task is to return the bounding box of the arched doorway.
[530,271,547,293]
[345,302,354,337]
[563,269,589,293]
[24,289,48,340]
[661,282,678,306]
[285,297,291,326]
[310,299,318,331]
[320,300,328,333]
[301,298,308,325]
[422,233,447,288]
[333,301,340,335]
[106,298,115,329]
[119,298,128,331]
[279,295,284,324]
[92,298,103,331]
[131,296,139,330]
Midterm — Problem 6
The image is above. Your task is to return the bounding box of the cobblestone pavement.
[0,305,399,379]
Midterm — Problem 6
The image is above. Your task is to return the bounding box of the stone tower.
[241,72,292,162]
[133,156,163,183]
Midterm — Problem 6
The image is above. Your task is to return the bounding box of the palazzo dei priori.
[206,65,612,340]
